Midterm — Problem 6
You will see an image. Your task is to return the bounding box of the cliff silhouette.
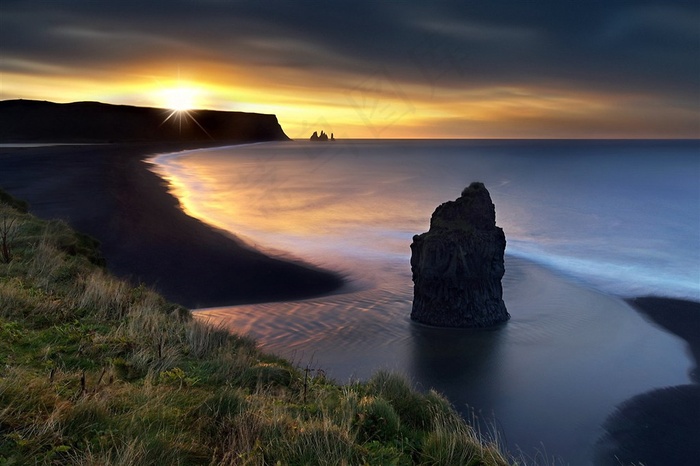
[0,100,289,143]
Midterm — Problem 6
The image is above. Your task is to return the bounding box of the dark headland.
[0,100,343,308]
[0,99,289,143]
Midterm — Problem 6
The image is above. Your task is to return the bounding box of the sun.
[159,86,200,111]
[156,84,213,139]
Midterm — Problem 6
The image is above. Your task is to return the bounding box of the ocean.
[151,139,699,464]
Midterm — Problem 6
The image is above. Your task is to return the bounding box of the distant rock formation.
[310,130,335,141]
[410,182,509,327]
[0,100,290,143]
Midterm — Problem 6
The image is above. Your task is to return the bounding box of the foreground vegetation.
[0,189,514,465]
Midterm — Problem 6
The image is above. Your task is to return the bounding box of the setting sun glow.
[158,86,201,112]
[1,0,696,139]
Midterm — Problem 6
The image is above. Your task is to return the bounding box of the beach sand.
[627,297,700,382]
[0,143,342,308]
[590,297,700,466]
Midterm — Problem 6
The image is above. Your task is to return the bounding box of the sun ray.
[151,70,213,138]
[159,107,213,139]
[184,110,213,139]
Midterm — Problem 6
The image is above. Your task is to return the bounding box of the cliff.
[410,182,509,327]
[0,99,289,143]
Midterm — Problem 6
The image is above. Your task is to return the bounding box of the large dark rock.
[410,182,509,327]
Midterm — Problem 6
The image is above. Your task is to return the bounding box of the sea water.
[152,139,699,464]
[153,139,699,301]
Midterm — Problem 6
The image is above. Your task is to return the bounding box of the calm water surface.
[152,140,699,464]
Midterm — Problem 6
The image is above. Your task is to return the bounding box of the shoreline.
[626,296,700,383]
[595,297,700,465]
[0,142,343,308]
[1,143,697,311]
[1,142,696,318]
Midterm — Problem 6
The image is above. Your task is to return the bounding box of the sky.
[1,0,699,139]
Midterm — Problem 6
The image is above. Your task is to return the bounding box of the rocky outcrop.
[0,99,289,143]
[410,182,509,327]
[310,130,334,141]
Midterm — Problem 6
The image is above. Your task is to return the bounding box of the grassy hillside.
[0,189,514,465]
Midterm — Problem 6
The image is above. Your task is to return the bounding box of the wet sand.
[0,143,343,308]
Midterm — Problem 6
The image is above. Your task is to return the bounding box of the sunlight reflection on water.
[153,139,698,464]
[152,139,700,300]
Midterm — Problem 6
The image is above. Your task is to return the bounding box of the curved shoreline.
[1,142,697,317]
[595,297,700,465]
[0,142,344,308]
[626,296,700,383]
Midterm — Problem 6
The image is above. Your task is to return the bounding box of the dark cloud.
[2,0,698,121]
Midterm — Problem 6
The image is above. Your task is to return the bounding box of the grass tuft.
[355,395,401,442]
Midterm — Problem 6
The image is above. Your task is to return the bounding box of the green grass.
[0,188,517,465]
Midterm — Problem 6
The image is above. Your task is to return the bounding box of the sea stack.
[410,182,509,327]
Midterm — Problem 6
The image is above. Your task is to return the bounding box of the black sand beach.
[593,297,700,465]
[0,143,342,308]
[628,297,700,382]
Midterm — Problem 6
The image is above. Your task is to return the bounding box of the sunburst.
[161,86,198,112]
[158,86,213,139]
